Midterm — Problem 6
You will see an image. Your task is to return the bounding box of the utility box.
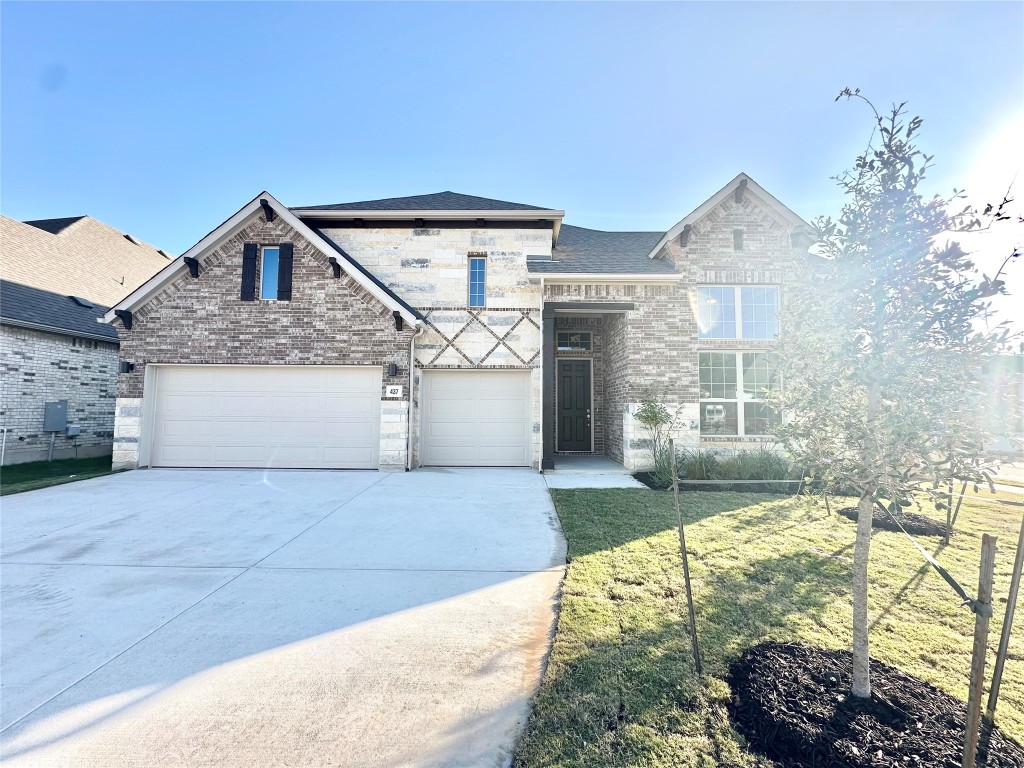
[43,401,68,432]
[65,424,81,437]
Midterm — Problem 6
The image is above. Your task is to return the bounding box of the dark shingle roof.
[23,216,86,235]
[294,191,551,212]
[528,224,675,274]
[0,280,118,341]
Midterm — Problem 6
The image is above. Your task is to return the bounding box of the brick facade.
[113,213,414,470]
[110,180,809,474]
[1,325,118,464]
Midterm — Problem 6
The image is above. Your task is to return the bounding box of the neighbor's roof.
[0,214,172,307]
[527,224,675,274]
[0,279,118,342]
[293,191,552,212]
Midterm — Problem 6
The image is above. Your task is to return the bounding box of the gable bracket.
[734,178,748,203]
[183,257,200,278]
[114,309,133,330]
[393,310,403,331]
[679,224,692,247]
[327,256,342,278]
[260,198,275,222]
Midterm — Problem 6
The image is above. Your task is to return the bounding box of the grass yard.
[0,455,118,495]
[513,488,1024,767]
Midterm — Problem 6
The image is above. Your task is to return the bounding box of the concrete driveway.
[0,468,566,767]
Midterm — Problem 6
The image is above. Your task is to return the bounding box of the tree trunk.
[851,491,874,698]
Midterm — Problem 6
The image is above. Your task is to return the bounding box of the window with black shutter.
[276,242,293,301]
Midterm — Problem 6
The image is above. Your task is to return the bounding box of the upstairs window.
[260,247,280,300]
[468,256,486,308]
[697,285,778,339]
[733,229,744,251]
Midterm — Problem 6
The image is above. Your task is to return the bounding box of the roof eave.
[2,316,118,343]
[528,272,680,283]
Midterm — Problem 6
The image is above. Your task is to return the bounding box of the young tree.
[771,90,1019,698]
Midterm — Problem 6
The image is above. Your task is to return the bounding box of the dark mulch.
[727,641,1024,768]
[632,473,794,493]
[836,505,951,537]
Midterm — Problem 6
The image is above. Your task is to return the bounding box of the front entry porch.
[541,301,634,471]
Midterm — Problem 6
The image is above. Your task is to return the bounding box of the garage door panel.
[149,366,382,469]
[421,371,531,467]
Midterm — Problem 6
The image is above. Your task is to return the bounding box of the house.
[0,215,171,464]
[102,173,814,473]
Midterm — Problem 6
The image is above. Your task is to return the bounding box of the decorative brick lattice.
[416,308,540,368]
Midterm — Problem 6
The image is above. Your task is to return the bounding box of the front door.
[557,359,592,452]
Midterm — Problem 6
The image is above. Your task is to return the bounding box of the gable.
[103,192,422,329]
[647,173,810,261]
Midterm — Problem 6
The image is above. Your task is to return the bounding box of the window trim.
[696,284,779,340]
[468,255,486,308]
[698,350,778,437]
[260,246,281,301]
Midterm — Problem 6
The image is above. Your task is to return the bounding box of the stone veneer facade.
[110,182,809,473]
[1,325,119,464]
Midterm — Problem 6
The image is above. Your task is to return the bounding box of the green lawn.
[513,488,1024,767]
[0,455,118,495]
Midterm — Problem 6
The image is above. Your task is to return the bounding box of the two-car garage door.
[148,366,382,469]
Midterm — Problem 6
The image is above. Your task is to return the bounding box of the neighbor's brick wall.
[113,213,415,469]
[1,325,118,464]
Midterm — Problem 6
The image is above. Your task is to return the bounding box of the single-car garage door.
[421,370,532,466]
[148,365,382,469]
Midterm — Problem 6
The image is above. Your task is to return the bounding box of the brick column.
[542,306,556,470]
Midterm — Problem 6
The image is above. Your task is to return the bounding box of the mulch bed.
[836,505,951,537]
[632,473,794,493]
[727,641,1024,768]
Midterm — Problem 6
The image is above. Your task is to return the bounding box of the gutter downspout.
[406,322,425,471]
[538,277,545,473]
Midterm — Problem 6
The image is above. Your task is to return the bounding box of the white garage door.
[421,370,532,467]
[148,365,382,469]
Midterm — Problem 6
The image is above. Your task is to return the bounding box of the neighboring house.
[0,215,171,464]
[103,174,815,473]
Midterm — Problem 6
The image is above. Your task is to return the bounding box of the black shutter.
[277,242,294,301]
[241,243,258,301]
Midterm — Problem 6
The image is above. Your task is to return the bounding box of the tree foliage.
[769,89,1020,697]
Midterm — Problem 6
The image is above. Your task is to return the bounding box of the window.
[696,285,778,339]
[260,247,280,300]
[699,351,779,436]
[468,256,486,308]
[557,331,591,351]
[733,229,744,251]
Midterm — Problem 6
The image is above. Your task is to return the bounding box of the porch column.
[542,306,556,470]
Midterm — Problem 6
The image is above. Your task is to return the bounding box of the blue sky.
[2,1,1022,262]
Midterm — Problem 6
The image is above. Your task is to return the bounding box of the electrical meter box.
[43,400,68,432]
[65,424,81,437]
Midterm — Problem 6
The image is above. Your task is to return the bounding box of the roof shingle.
[0,280,118,341]
[293,191,551,212]
[528,224,675,274]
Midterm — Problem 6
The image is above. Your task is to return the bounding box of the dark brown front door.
[557,360,591,451]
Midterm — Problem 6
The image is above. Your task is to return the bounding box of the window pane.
[468,258,486,307]
[557,332,591,351]
[697,286,736,339]
[700,401,738,435]
[742,353,776,398]
[698,352,737,400]
[261,248,280,300]
[741,286,778,339]
[744,402,780,435]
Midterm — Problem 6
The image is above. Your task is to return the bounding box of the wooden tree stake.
[964,533,997,768]
[986,515,1024,723]
[669,438,702,676]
